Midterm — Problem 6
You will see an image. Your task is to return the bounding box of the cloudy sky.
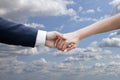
[0,0,120,80]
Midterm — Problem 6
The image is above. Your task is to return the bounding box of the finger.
[55,38,61,48]
[63,42,73,52]
[68,42,75,48]
[61,42,69,51]
[67,45,77,52]
[64,43,76,52]
[68,44,72,48]
[57,39,64,50]
[58,39,65,50]
[60,41,67,51]
[54,38,60,47]
[63,44,73,52]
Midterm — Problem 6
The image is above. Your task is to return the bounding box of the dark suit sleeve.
[0,18,38,47]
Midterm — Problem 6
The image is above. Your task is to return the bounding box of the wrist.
[73,29,84,40]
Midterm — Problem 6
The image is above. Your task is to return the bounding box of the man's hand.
[45,31,66,48]
[55,31,80,51]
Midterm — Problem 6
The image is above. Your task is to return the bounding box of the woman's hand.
[55,31,80,51]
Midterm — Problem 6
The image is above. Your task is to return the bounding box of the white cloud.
[78,6,83,12]
[109,0,120,14]
[24,23,45,28]
[1,54,120,80]
[86,9,95,14]
[110,54,120,59]
[94,63,105,68]
[63,54,103,63]
[55,25,65,31]
[78,17,98,22]
[81,8,96,15]
[99,14,111,20]
[0,41,120,80]
[0,0,77,22]
[100,38,120,47]
[64,56,83,63]
[54,41,111,63]
[109,61,120,66]
[67,9,79,21]
[0,43,50,57]
[109,0,120,7]
[109,31,120,38]
[96,7,102,12]
[99,31,120,47]
[91,61,120,76]
[0,57,48,73]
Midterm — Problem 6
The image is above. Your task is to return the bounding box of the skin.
[45,31,66,48]
[55,13,120,51]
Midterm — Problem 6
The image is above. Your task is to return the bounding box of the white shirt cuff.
[35,30,47,47]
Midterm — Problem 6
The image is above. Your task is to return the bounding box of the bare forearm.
[75,14,120,40]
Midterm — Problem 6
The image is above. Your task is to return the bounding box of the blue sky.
[0,0,120,80]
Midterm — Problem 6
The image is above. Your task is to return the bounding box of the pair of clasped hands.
[54,31,80,52]
[45,14,120,51]
[46,30,80,52]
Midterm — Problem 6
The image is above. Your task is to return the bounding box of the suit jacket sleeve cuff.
[35,30,47,47]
